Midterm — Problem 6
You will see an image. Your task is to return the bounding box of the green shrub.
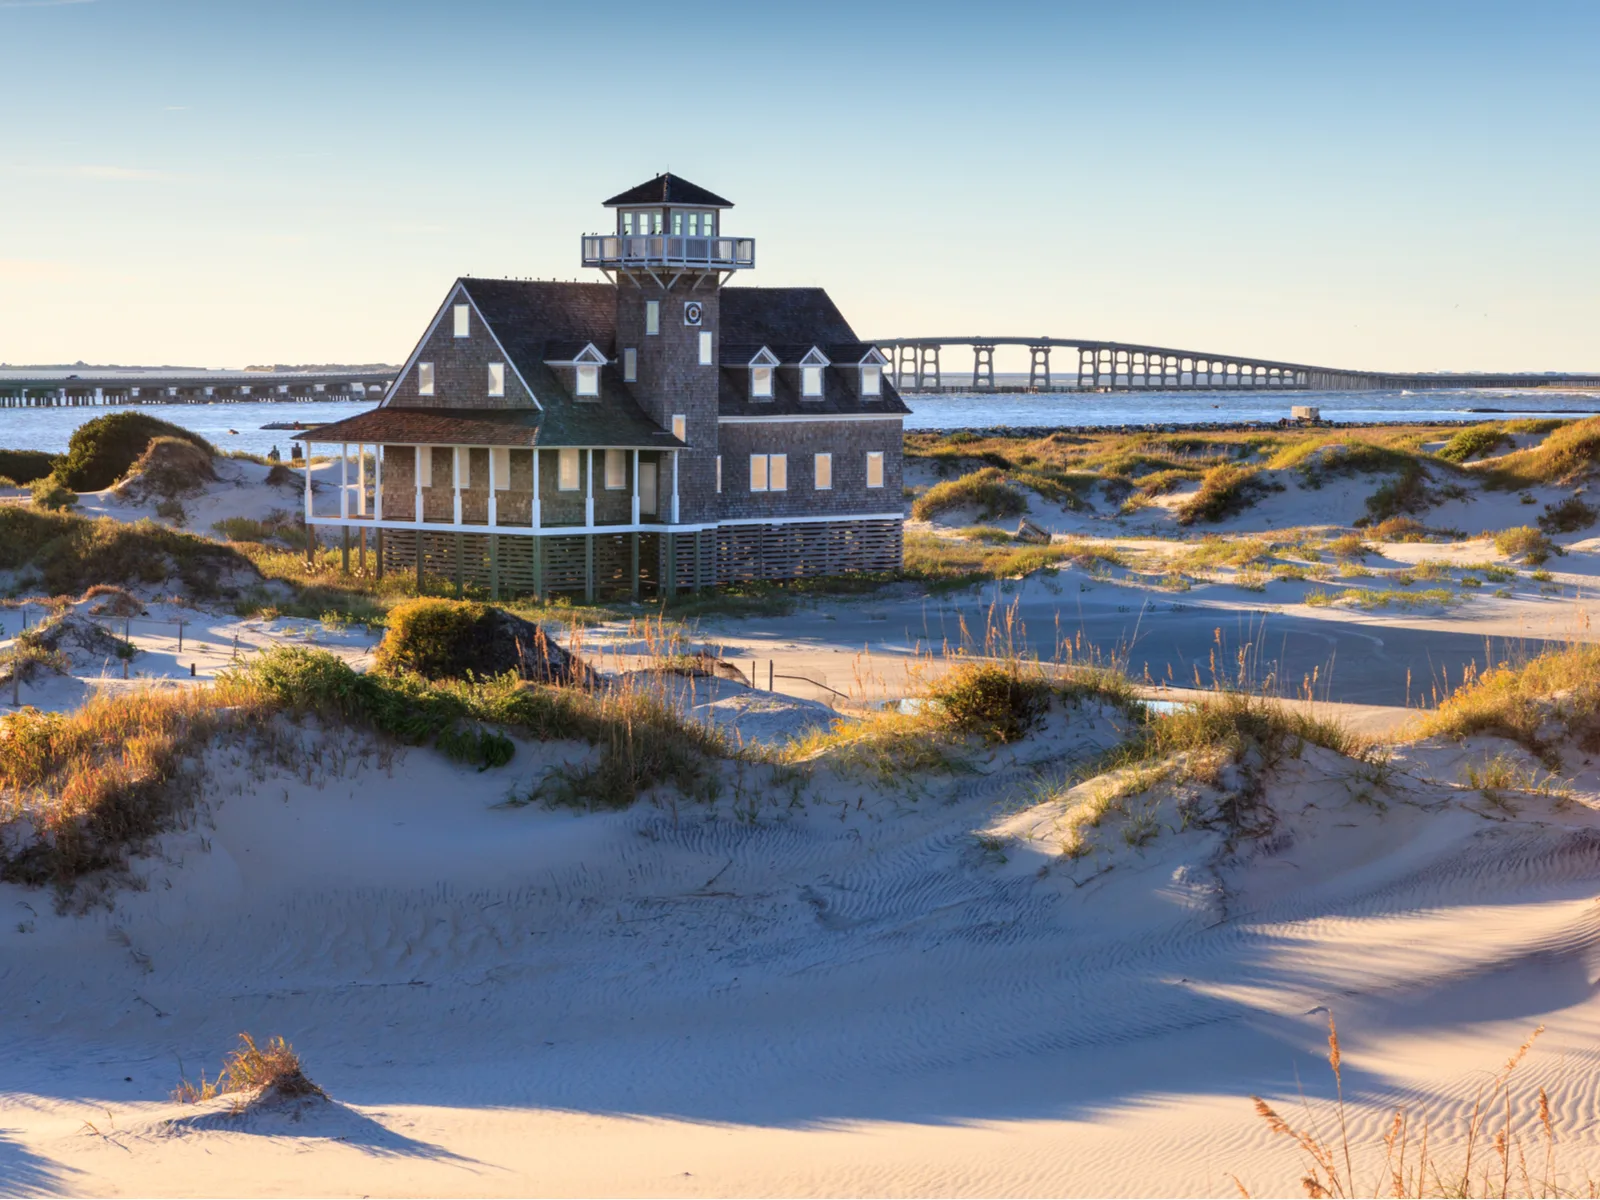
[1361,461,1431,523]
[1538,495,1597,534]
[0,449,57,486]
[927,663,1051,744]
[1494,525,1558,564]
[30,477,77,511]
[1436,424,1509,463]
[1177,465,1268,525]
[52,412,214,492]
[374,598,496,680]
[911,468,1029,522]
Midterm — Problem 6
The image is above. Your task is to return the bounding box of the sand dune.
[5,698,1600,1196]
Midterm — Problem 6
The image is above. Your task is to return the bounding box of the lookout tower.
[584,173,749,524]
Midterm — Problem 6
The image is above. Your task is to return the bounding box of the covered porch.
[299,437,703,601]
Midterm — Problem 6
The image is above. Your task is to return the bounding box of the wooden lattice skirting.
[376,520,902,600]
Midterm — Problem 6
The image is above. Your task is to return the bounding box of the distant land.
[0,361,399,373]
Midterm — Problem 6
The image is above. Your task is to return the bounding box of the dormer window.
[799,347,830,399]
[748,347,779,400]
[576,364,599,396]
[861,365,882,397]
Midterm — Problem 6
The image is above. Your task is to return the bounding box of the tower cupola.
[582,173,754,282]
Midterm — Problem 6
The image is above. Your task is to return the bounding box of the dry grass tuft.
[1240,1017,1562,1199]
[1476,415,1600,488]
[173,1034,323,1107]
[1408,643,1600,767]
[911,467,1030,522]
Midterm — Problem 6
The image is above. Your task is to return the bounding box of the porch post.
[670,450,680,525]
[357,444,367,516]
[585,448,595,528]
[487,445,497,528]
[531,449,541,528]
[340,443,349,518]
[631,449,640,525]
[452,447,464,525]
[373,445,383,522]
[414,445,425,523]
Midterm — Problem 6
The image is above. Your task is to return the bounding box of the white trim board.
[306,512,904,535]
[717,413,903,424]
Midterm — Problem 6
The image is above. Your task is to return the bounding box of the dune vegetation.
[50,412,215,492]
[1408,643,1600,765]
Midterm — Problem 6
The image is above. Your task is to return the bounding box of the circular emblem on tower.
[683,301,703,327]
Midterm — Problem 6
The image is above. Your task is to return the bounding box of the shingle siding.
[388,291,535,411]
[716,419,902,521]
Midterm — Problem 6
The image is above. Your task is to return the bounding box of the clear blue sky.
[2,0,1595,372]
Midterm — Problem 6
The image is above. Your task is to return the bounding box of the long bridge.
[0,368,394,409]
[867,337,1600,393]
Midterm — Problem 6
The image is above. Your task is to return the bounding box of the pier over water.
[0,368,394,409]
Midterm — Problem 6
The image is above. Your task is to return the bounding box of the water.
[0,400,377,458]
[1,388,1595,459]
[902,387,1600,431]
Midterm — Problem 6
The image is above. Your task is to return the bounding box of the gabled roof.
[542,341,608,364]
[603,173,733,209]
[721,287,857,346]
[302,402,684,451]
[715,286,910,418]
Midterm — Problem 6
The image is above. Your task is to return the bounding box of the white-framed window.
[866,451,885,488]
[417,362,434,396]
[453,304,469,338]
[576,364,599,396]
[672,413,687,443]
[557,448,580,491]
[454,446,472,488]
[861,364,882,397]
[491,447,510,491]
[749,453,788,492]
[645,300,660,336]
[698,331,713,365]
[623,347,637,381]
[802,365,824,397]
[814,452,832,490]
[604,448,625,490]
[622,211,634,236]
[672,211,683,235]
[715,455,722,493]
[751,366,773,399]
[488,362,505,397]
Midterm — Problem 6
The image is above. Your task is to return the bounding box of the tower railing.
[582,234,755,270]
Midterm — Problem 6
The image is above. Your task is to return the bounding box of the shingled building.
[303,174,906,598]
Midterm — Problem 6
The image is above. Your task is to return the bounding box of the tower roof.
[602,173,733,209]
